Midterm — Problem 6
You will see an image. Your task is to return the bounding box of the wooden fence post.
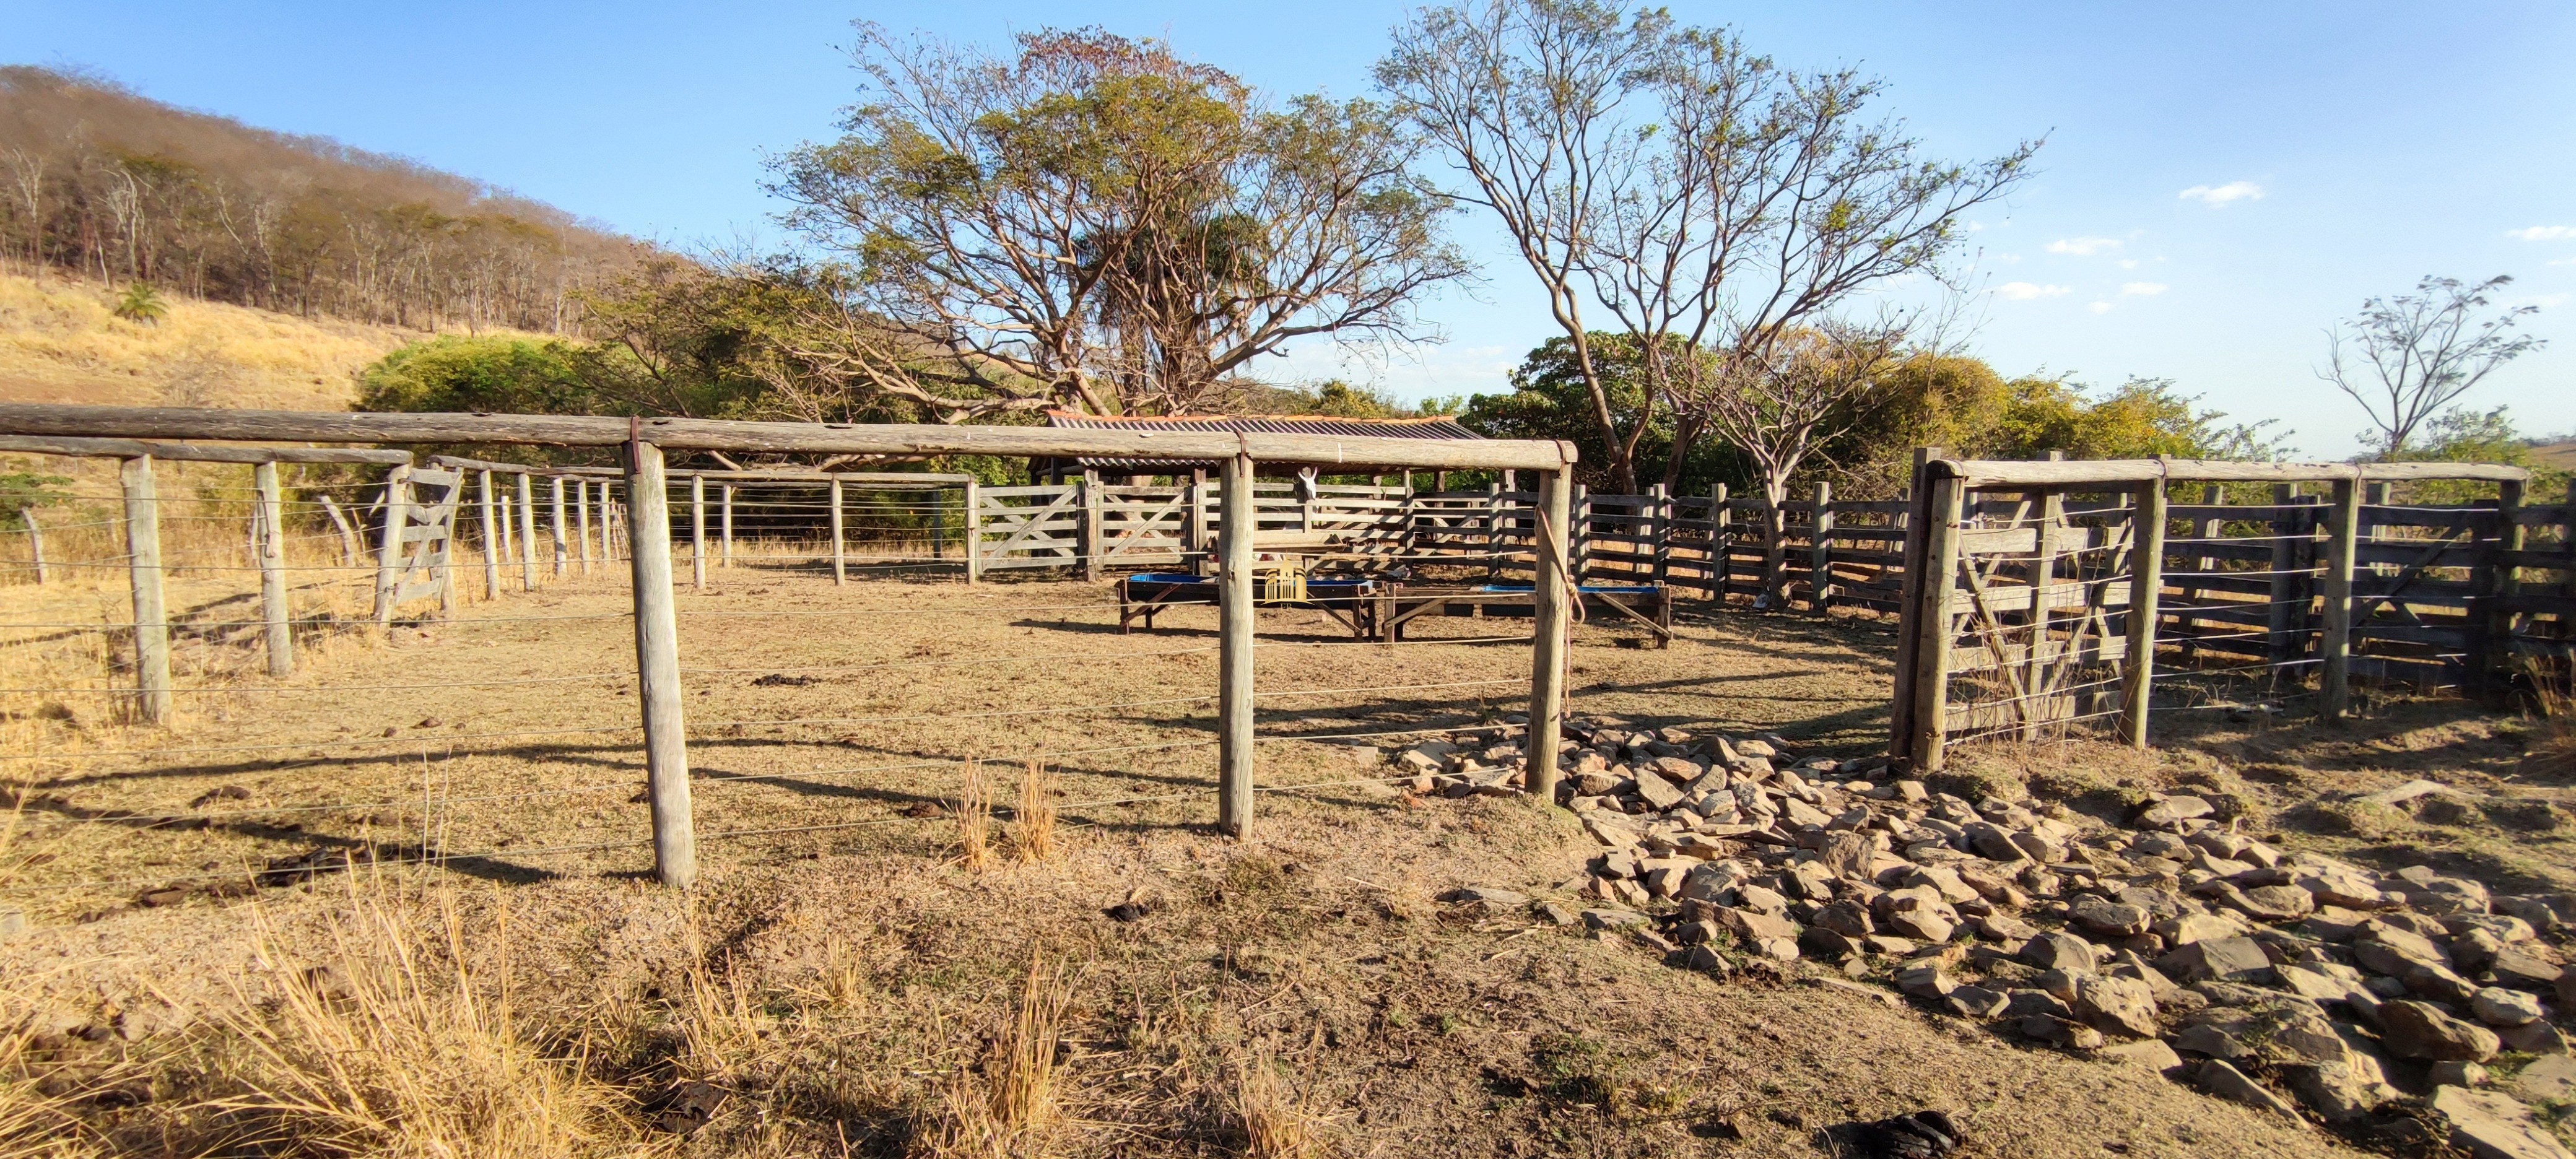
[479,469,502,597]
[1760,490,1790,609]
[597,481,616,565]
[1184,468,1207,573]
[1647,482,1671,584]
[1710,483,1730,603]
[2266,483,2302,669]
[962,477,982,583]
[721,484,735,570]
[1888,448,1941,755]
[373,464,411,627]
[1081,469,1104,583]
[690,474,708,593]
[1485,481,1505,578]
[2320,477,2362,721]
[255,461,294,677]
[516,473,539,591]
[20,507,43,584]
[1527,467,1573,805]
[830,476,846,586]
[575,479,594,575]
[550,477,567,577]
[1905,474,1965,770]
[320,494,359,566]
[120,455,172,724]
[624,438,695,888]
[2473,478,2524,707]
[1809,480,1834,613]
[1217,452,1256,836]
[1570,484,1590,584]
[2119,481,2169,748]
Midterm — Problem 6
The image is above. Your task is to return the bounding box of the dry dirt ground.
[2,558,2567,1157]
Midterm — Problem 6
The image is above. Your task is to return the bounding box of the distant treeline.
[0,66,644,332]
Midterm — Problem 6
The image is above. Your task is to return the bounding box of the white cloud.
[1993,282,2070,300]
[2088,302,2113,315]
[2117,259,2139,270]
[2119,282,2169,297]
[2180,181,2265,206]
[2509,225,2575,241]
[2047,236,2123,256]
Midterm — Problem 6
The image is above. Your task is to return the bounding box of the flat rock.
[2073,975,2160,1038]
[1440,885,1529,907]
[2156,936,2273,984]
[1580,908,1650,931]
[2501,1020,2572,1056]
[2097,1038,2183,1072]
[2429,1085,2576,1159]
[2069,896,2152,938]
[2382,1000,2503,1062]
[2192,1059,2301,1120]
[2473,988,2546,1028]
[1711,906,1799,944]
[2492,948,2566,992]
[2021,932,2099,973]
[1946,985,2010,1019]
[2285,1060,2396,1124]
[2513,1054,2576,1104]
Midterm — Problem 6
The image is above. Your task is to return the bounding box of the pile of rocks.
[1398,716,2576,1155]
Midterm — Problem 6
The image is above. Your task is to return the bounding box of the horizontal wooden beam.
[0,434,412,466]
[430,454,617,476]
[1931,456,2530,488]
[0,404,1576,472]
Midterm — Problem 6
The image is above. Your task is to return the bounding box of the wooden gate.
[974,484,1083,570]
[374,465,464,622]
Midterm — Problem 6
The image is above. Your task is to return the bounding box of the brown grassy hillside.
[0,272,414,411]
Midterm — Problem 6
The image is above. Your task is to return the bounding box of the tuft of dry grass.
[2531,677,2576,780]
[958,758,992,870]
[206,879,643,1158]
[1229,1053,1322,1159]
[916,954,1069,1159]
[1012,760,1057,864]
[0,1021,110,1159]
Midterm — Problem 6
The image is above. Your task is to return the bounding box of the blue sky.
[11,1,2573,456]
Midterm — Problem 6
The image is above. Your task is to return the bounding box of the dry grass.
[916,954,1069,1159]
[0,1020,110,1159]
[204,879,643,1158]
[2531,675,2576,780]
[1012,760,1057,864]
[1228,1053,1323,1159]
[0,272,417,411]
[957,759,992,871]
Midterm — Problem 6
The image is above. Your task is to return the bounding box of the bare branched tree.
[1707,319,1911,604]
[2320,274,2546,459]
[773,25,1466,422]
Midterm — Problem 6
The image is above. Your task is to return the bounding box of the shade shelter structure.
[0,404,1580,890]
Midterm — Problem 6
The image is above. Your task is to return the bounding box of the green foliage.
[357,336,589,416]
[111,282,167,324]
[1982,376,2288,463]
[1240,380,1417,419]
[2387,406,2569,504]
[0,471,73,526]
[1458,334,1749,494]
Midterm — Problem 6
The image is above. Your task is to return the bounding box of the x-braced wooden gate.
[374,465,464,623]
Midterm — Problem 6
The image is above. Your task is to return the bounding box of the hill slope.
[0,272,413,411]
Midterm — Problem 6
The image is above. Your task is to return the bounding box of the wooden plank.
[0,434,409,465]
[1937,457,2530,487]
[0,404,1577,472]
[2321,479,2361,721]
[373,466,410,626]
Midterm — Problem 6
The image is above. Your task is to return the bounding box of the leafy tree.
[769,25,1468,420]
[1986,376,2287,462]
[357,336,590,415]
[0,470,72,527]
[2321,275,2547,459]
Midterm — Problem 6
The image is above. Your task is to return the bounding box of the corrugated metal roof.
[1045,410,1482,471]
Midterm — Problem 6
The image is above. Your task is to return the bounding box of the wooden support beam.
[1217,452,1256,836]
[255,461,294,677]
[576,479,594,575]
[373,465,411,627]
[516,472,539,592]
[720,484,735,570]
[120,456,172,724]
[20,507,44,584]
[597,482,616,563]
[2120,481,2168,748]
[1526,467,1573,807]
[2320,477,2362,721]
[550,477,567,576]
[625,439,695,888]
[690,474,707,593]
[2474,478,2524,707]
[1081,470,1103,583]
[829,476,846,585]
[2266,483,2302,667]
[1809,480,1834,613]
[962,477,981,583]
[0,434,409,465]
[1711,482,1730,604]
[0,404,1576,472]
[1905,475,1965,770]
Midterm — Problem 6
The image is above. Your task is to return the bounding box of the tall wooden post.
[550,477,567,576]
[829,477,846,585]
[254,461,294,677]
[1217,452,1257,836]
[1905,474,1965,770]
[495,488,514,566]
[1570,484,1590,584]
[2266,483,2302,669]
[625,438,695,888]
[2473,478,2525,707]
[120,456,172,724]
[962,477,982,583]
[1809,480,1835,613]
[1710,483,1730,603]
[320,495,359,566]
[373,465,411,627]
[576,479,594,575]
[596,481,614,565]
[1081,469,1104,583]
[1887,448,1942,752]
[1647,482,1671,584]
[690,474,708,592]
[720,484,735,570]
[516,472,539,591]
[1527,467,1573,805]
[20,508,44,584]
[2119,480,2168,748]
[2320,477,2362,721]
[1484,482,1505,578]
[476,469,500,597]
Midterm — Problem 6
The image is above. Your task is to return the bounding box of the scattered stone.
[2473,987,2545,1028]
[1581,908,1650,932]
[2097,1038,2183,1072]
[2513,1054,2576,1103]
[1439,885,1529,908]
[1897,964,1958,1001]
[2432,1062,2493,1088]
[2156,936,2273,984]
[2428,1085,2576,1159]
[2381,1001,2502,1062]
[2019,1015,2105,1050]
[2072,975,2160,1038]
[2069,896,2151,938]
[2021,932,2097,973]
[2285,1060,2396,1124]
[1946,986,2010,1020]
[2191,1059,2301,1120]
[2500,1020,2571,1056]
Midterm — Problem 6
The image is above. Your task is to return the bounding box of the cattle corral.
[3,404,2576,1158]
